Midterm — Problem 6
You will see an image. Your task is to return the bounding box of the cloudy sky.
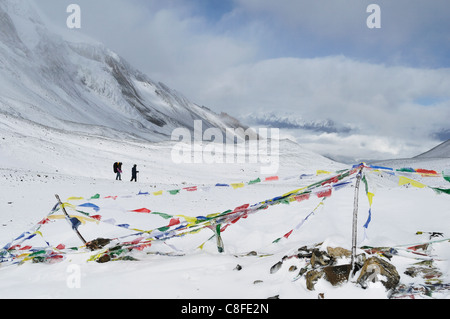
[35,0,450,162]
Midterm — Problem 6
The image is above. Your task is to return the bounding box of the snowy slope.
[0,116,354,299]
[414,139,450,159]
[0,0,246,143]
[372,139,450,174]
[1,116,449,300]
[0,135,449,300]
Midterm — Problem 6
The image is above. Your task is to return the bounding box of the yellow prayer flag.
[367,192,374,206]
[88,252,104,262]
[61,202,76,210]
[48,215,69,221]
[317,170,332,175]
[48,215,99,225]
[177,215,198,225]
[67,197,84,201]
[198,241,207,250]
[282,187,307,197]
[231,183,245,189]
[18,253,30,259]
[187,228,202,235]
[398,176,426,188]
[153,190,163,196]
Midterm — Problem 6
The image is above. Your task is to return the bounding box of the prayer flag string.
[2,163,449,266]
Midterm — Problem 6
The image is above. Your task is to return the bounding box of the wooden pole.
[55,194,87,245]
[351,167,363,274]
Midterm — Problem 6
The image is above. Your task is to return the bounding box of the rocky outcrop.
[357,256,400,290]
[269,245,400,292]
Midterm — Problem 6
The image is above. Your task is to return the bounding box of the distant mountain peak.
[0,0,246,142]
[242,112,355,134]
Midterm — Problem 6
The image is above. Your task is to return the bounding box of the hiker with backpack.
[113,162,123,180]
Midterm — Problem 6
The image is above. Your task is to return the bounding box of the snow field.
[1,147,449,299]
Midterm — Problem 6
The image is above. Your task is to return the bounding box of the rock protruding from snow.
[357,257,400,291]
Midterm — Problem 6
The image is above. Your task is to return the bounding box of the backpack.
[113,162,118,173]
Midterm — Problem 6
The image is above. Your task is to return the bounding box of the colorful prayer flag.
[130,208,151,214]
[398,176,426,188]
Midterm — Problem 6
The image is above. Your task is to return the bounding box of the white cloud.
[277,129,441,163]
[202,56,450,123]
[198,55,450,159]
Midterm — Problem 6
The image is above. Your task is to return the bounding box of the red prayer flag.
[134,243,152,251]
[415,169,437,176]
[38,218,50,225]
[294,193,310,202]
[321,176,340,186]
[231,217,241,224]
[233,204,250,213]
[284,230,293,239]
[316,188,332,198]
[168,218,180,227]
[131,208,151,213]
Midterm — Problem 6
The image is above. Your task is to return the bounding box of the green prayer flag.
[248,178,261,185]
[29,250,46,257]
[76,210,90,216]
[151,212,173,219]
[362,175,368,194]
[443,173,450,183]
[432,187,450,195]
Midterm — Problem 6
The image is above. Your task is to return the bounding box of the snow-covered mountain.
[0,0,245,143]
[415,139,450,159]
[243,112,355,134]
[0,0,344,177]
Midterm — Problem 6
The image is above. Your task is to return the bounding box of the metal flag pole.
[55,194,87,245]
[351,167,363,274]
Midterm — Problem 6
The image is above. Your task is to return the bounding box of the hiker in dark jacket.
[131,164,139,182]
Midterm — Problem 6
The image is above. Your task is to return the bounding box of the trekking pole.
[55,194,87,245]
[350,167,363,275]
